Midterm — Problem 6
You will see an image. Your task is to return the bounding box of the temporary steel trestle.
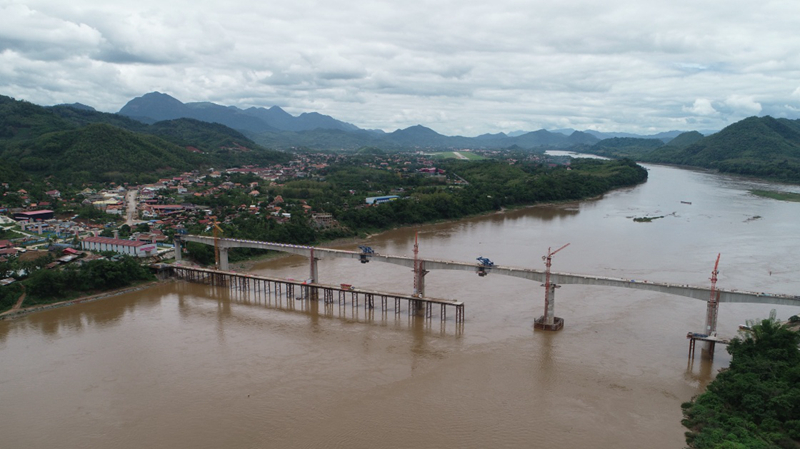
[171,265,464,324]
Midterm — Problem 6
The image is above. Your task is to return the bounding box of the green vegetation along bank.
[1,255,155,312]
[681,316,800,449]
[185,158,647,264]
[750,190,800,202]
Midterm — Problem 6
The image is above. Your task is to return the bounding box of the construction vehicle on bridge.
[476,256,494,276]
[358,246,375,263]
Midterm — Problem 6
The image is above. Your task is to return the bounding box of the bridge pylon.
[534,243,569,331]
[411,233,429,315]
[308,247,319,300]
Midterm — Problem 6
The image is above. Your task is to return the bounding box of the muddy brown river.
[2,162,799,448]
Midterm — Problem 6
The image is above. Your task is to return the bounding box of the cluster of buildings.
[0,152,474,263]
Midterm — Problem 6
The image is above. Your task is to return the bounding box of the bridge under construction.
[174,235,800,338]
[170,264,465,324]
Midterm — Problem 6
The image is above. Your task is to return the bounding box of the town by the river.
[2,161,799,448]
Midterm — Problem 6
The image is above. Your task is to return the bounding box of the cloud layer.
[2,0,799,135]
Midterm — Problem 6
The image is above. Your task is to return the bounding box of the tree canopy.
[682,315,800,448]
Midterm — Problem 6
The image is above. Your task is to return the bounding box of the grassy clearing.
[750,189,800,202]
[428,151,486,160]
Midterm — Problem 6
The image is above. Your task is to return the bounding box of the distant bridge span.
[176,235,800,308]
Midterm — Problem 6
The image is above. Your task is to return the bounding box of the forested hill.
[5,123,203,183]
[0,95,289,184]
[572,116,800,183]
[645,116,800,182]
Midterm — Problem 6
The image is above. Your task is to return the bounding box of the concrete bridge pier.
[702,290,721,353]
[308,249,319,300]
[534,283,564,331]
[174,239,182,263]
[412,261,429,315]
[219,247,229,271]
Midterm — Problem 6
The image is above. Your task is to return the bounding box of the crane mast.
[705,253,721,335]
[543,243,570,320]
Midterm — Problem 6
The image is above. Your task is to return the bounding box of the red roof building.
[81,236,157,258]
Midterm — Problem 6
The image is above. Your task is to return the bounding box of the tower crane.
[542,243,570,320]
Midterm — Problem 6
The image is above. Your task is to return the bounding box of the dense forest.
[681,316,800,448]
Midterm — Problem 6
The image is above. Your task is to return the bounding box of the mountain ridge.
[116,92,703,150]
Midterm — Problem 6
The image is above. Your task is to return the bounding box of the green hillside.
[147,118,288,167]
[647,116,800,182]
[0,96,290,185]
[583,137,665,158]
[0,95,76,142]
[664,131,704,149]
[5,123,202,183]
[49,104,150,133]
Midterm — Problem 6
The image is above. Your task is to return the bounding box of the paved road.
[125,189,140,226]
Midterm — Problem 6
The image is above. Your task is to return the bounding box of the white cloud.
[724,95,762,115]
[0,3,103,60]
[684,99,718,116]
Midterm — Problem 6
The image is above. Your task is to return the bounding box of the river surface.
[2,163,799,448]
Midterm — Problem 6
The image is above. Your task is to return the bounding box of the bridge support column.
[703,290,720,352]
[219,247,229,271]
[413,261,429,315]
[534,283,564,331]
[174,239,182,264]
[308,248,319,300]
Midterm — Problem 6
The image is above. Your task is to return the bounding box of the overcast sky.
[2,0,799,136]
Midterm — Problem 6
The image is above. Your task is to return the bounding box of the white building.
[81,236,157,258]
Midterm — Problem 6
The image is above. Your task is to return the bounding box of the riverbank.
[750,189,800,202]
[0,279,170,321]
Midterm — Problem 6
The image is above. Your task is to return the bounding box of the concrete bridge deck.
[176,235,800,307]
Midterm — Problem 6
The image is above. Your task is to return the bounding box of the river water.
[2,163,799,448]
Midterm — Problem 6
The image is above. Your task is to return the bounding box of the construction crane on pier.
[542,243,570,319]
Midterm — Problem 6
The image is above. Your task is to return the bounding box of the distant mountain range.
[3,91,797,184]
[118,92,708,151]
[119,92,359,134]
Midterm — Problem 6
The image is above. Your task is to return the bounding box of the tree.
[682,314,800,448]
